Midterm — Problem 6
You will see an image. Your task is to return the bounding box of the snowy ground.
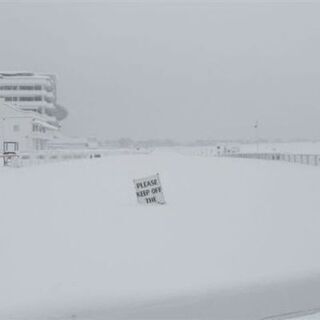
[1,150,320,319]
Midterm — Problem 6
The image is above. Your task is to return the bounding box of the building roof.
[0,72,56,80]
[0,72,35,76]
[0,99,59,130]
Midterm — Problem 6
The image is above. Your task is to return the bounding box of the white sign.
[133,173,166,205]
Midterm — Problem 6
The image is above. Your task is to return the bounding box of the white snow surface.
[1,151,320,319]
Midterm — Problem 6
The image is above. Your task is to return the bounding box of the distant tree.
[118,138,134,148]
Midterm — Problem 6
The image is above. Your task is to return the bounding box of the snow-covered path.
[1,151,320,319]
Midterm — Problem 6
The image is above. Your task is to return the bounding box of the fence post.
[222,152,320,167]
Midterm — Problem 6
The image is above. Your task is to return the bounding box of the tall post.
[254,121,259,153]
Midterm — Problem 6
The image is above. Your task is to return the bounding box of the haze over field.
[0,1,320,141]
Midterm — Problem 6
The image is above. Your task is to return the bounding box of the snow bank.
[1,152,320,319]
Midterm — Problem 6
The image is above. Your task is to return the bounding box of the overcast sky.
[0,1,319,141]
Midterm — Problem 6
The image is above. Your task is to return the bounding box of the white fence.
[1,148,152,167]
[224,152,320,166]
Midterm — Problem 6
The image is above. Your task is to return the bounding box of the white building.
[0,72,68,153]
[0,98,59,153]
[0,72,67,125]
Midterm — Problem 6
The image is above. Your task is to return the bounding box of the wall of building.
[0,99,58,153]
[0,116,32,152]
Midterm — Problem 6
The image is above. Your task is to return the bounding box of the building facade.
[0,98,59,153]
[0,72,67,125]
[0,72,68,153]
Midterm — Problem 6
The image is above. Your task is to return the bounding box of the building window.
[1,86,17,90]
[13,124,20,132]
[45,96,53,103]
[4,96,18,102]
[19,96,43,102]
[19,96,34,101]
[19,85,34,90]
[16,85,42,90]
[0,85,17,90]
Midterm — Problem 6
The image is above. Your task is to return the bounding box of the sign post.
[133,173,166,205]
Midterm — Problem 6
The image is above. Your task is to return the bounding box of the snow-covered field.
[1,150,320,319]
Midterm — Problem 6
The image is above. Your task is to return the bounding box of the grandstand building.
[0,72,67,126]
[0,72,68,152]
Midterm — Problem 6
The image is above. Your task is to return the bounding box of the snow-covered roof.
[0,72,35,76]
[33,119,59,131]
[0,72,56,80]
[0,99,59,129]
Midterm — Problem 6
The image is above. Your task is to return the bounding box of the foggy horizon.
[1,1,320,141]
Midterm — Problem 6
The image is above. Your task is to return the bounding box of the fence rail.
[1,148,152,167]
[224,152,320,167]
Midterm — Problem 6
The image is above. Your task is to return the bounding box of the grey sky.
[1,1,319,141]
